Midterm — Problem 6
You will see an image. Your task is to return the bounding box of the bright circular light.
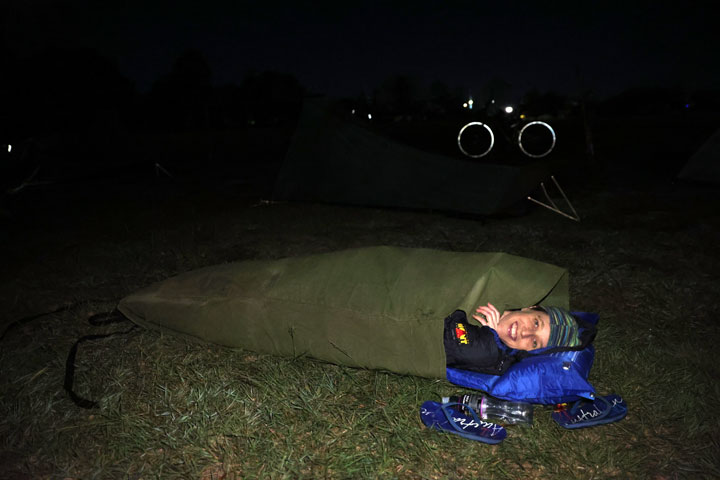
[517,121,556,158]
[457,122,495,158]
[7,144,11,153]
[367,113,372,120]
[463,103,468,108]
[504,106,514,114]
[351,109,356,115]
[468,99,474,105]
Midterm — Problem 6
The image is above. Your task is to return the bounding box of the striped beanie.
[544,306,581,348]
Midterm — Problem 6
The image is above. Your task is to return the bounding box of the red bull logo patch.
[455,322,469,345]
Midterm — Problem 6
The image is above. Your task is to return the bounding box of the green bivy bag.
[118,246,568,379]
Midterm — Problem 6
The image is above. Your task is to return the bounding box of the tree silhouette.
[147,49,213,131]
[373,74,421,117]
[520,89,568,117]
[3,47,136,136]
[239,70,304,126]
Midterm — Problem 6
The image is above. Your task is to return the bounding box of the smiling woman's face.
[496,308,551,351]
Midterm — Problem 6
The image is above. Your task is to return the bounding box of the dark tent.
[273,99,550,215]
[678,128,720,184]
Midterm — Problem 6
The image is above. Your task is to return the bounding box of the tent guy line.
[527,176,580,222]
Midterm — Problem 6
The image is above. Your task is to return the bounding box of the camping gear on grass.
[117,246,596,404]
[551,394,627,429]
[420,400,507,444]
[441,394,533,425]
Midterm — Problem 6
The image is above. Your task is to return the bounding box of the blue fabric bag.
[446,312,598,405]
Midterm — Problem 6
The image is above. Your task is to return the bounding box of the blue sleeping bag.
[446,312,598,405]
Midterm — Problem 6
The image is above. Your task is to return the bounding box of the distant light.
[352,109,356,115]
[7,144,11,153]
[520,114,526,119]
[491,99,495,104]
[367,113,372,120]
[463,102,468,108]
[468,99,474,106]
[685,104,690,109]
[504,106,514,114]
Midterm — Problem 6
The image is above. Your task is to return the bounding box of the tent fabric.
[118,246,568,379]
[273,99,549,215]
[678,128,720,184]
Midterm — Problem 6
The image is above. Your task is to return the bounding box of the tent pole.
[527,175,580,221]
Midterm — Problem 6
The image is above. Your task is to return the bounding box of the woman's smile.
[509,322,517,341]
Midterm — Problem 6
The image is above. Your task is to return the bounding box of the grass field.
[1,129,719,478]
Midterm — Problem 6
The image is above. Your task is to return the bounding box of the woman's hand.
[472,302,501,330]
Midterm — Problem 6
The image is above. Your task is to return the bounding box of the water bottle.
[441,393,534,425]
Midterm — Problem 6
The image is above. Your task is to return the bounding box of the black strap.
[63,310,137,409]
[1,300,131,341]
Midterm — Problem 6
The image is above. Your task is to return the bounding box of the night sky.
[4,0,718,101]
